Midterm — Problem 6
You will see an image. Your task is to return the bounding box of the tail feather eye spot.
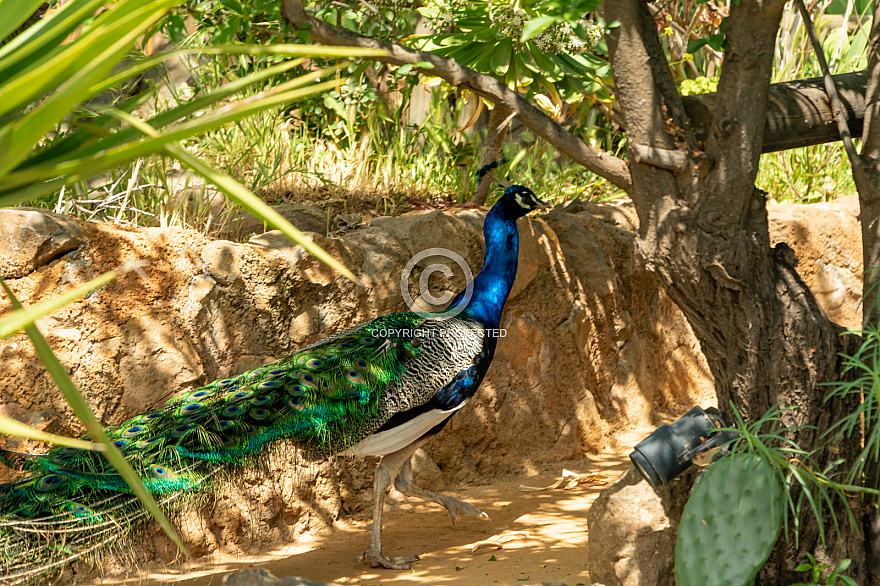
[288,385,305,397]
[183,403,203,413]
[247,368,265,380]
[360,337,376,345]
[355,360,368,371]
[223,406,242,417]
[150,465,172,479]
[122,426,145,438]
[113,439,128,448]
[345,370,361,384]
[307,359,323,369]
[259,380,281,390]
[172,425,192,438]
[145,413,163,420]
[38,475,63,492]
[339,342,352,349]
[227,390,252,403]
[224,385,240,394]
[301,374,316,387]
[251,395,272,406]
[287,397,306,411]
[267,369,287,379]
[250,408,270,420]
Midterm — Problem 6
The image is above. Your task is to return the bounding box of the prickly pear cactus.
[675,453,785,586]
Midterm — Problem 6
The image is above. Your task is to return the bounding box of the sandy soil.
[109,451,631,586]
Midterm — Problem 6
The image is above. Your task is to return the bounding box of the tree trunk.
[604,0,869,582]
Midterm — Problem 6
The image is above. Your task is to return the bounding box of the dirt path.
[114,451,631,586]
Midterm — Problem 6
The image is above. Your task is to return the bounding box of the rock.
[586,467,695,586]
[229,204,328,241]
[0,403,60,455]
[222,568,341,586]
[0,208,83,278]
[769,195,863,328]
[201,240,243,285]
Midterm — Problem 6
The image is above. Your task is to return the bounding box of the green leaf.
[0,413,101,451]
[0,280,186,553]
[707,33,725,52]
[521,15,556,42]
[164,12,188,43]
[0,0,179,176]
[0,0,46,44]
[490,39,513,75]
[220,0,244,14]
[212,16,242,45]
[795,564,813,571]
[834,559,852,574]
[687,38,710,54]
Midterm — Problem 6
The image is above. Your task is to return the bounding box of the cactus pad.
[675,453,785,586]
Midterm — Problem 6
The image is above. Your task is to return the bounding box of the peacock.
[0,184,547,582]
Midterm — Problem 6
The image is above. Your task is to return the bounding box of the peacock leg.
[393,455,490,524]
[355,442,423,569]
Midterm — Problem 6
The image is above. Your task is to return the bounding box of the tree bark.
[470,104,513,205]
[603,0,867,582]
[857,2,880,327]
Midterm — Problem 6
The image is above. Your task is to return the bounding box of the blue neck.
[453,206,519,329]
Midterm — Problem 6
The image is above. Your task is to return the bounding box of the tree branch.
[280,0,633,194]
[793,0,861,168]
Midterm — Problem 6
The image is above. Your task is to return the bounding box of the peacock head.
[494,185,549,220]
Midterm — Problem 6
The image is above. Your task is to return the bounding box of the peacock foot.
[355,545,420,570]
